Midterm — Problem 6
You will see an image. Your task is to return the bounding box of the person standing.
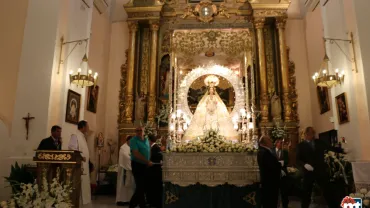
[257,135,282,208]
[297,127,334,208]
[37,125,62,150]
[147,135,163,208]
[68,120,91,206]
[273,139,289,208]
[116,136,135,206]
[129,127,153,208]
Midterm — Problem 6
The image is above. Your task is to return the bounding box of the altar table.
[162,153,261,208]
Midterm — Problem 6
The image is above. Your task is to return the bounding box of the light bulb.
[312,76,316,80]
[323,70,327,74]
[78,68,82,73]
[170,124,175,131]
[248,123,254,129]
[234,124,238,130]
[315,72,319,77]
[69,70,73,75]
[339,74,343,78]
[94,72,98,77]
[335,68,339,73]
[247,112,251,119]
[341,70,345,75]
[180,70,183,75]
[330,76,333,80]
[88,70,92,74]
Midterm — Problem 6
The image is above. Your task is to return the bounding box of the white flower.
[360,188,368,194]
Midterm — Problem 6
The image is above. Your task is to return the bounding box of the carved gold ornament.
[172,29,252,56]
[181,0,230,23]
[165,191,179,204]
[37,153,72,161]
[243,191,257,205]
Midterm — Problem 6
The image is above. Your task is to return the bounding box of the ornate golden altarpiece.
[117,0,299,164]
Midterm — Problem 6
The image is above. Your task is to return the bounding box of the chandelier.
[69,54,98,87]
[312,40,344,88]
[57,36,98,88]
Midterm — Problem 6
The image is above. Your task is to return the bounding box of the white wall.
[0,0,61,199]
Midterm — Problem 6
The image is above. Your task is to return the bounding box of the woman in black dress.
[147,134,163,208]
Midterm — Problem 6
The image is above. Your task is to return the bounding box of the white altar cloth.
[351,161,370,191]
[162,153,259,187]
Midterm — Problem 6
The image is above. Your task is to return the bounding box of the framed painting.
[316,86,330,114]
[87,85,99,113]
[335,92,349,124]
[65,90,81,125]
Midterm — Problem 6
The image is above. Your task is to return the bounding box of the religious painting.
[159,55,171,100]
[187,74,234,113]
[96,132,104,148]
[87,85,99,113]
[335,93,349,124]
[65,90,81,125]
[316,86,330,114]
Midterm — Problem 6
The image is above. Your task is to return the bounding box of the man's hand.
[279,160,284,167]
[304,164,314,171]
[147,161,153,167]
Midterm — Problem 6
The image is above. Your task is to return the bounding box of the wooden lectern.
[34,150,82,207]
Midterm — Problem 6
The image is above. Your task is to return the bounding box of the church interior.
[1,0,370,207]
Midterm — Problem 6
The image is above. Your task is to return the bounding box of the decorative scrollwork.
[165,191,179,204]
[181,0,230,23]
[243,191,257,205]
[37,153,72,161]
[118,50,129,126]
[172,29,252,56]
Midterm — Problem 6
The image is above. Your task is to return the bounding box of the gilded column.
[148,22,159,122]
[124,21,138,123]
[276,16,292,122]
[254,17,269,122]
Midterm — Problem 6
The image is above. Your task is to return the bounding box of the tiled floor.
[84,195,328,208]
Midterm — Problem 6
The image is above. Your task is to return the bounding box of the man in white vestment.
[116,136,135,206]
[68,120,92,205]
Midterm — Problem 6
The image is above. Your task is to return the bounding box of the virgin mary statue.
[183,75,239,141]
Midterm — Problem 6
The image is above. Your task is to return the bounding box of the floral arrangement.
[107,164,118,172]
[271,125,286,140]
[140,121,157,137]
[0,176,73,208]
[348,188,370,207]
[324,151,353,184]
[169,129,257,153]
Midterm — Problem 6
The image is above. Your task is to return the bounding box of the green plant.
[4,162,35,194]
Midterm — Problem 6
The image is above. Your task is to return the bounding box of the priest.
[68,120,91,206]
[116,136,135,206]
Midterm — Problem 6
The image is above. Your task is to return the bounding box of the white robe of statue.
[68,131,91,205]
[116,143,135,203]
[183,86,239,141]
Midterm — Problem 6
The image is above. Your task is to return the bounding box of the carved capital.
[276,16,287,29]
[254,17,265,29]
[149,21,160,31]
[128,21,138,32]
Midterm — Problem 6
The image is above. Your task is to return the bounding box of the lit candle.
[69,70,73,75]
[78,68,82,73]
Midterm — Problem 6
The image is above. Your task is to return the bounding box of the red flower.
[341,196,356,207]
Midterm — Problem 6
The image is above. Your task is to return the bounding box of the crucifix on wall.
[22,113,35,140]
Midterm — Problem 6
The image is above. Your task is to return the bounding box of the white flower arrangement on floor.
[324,150,353,184]
[348,188,370,207]
[0,176,73,208]
[169,129,257,153]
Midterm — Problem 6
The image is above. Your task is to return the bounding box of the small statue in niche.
[270,92,282,121]
[135,92,147,122]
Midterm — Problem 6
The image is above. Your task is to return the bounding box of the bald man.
[257,135,282,208]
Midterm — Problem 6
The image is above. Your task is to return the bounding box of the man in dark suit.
[272,139,289,208]
[257,135,282,208]
[37,125,62,150]
[147,134,163,208]
[297,127,334,208]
